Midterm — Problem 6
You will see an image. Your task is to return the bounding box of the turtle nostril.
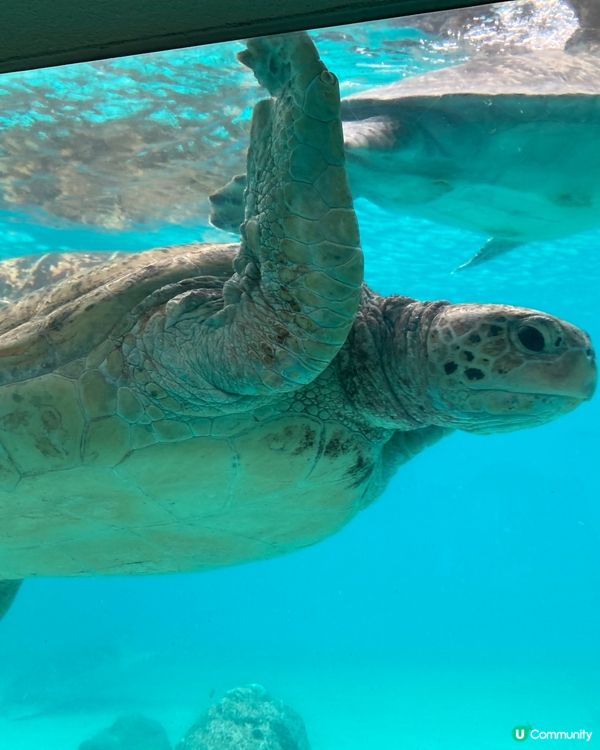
[517,325,545,352]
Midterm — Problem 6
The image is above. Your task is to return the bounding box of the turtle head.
[425,303,596,433]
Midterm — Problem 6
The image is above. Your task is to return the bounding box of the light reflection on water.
[0,0,578,235]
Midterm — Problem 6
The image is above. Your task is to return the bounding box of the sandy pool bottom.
[0,660,597,750]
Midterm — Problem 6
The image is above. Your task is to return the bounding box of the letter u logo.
[513,726,529,741]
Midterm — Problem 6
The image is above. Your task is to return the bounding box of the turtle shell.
[0,244,237,387]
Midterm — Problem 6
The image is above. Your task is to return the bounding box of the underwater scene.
[0,0,598,748]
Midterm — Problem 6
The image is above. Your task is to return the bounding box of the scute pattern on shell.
[0,244,238,386]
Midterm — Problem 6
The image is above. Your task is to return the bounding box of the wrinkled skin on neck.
[339,287,596,433]
[337,288,442,429]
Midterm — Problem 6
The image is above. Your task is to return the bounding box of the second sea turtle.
[211,49,600,269]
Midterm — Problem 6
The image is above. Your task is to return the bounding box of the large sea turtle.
[210,49,600,269]
[0,33,596,620]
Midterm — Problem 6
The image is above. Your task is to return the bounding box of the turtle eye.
[517,325,546,352]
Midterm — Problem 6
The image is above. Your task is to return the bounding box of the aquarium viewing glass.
[0,0,597,748]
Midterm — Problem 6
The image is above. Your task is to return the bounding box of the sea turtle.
[567,0,600,50]
[0,33,596,621]
[210,49,600,269]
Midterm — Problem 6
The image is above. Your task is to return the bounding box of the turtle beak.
[579,344,596,400]
[536,329,596,402]
[514,344,597,402]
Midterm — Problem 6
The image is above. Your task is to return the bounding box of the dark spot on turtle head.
[267,425,297,452]
[292,426,316,455]
[42,409,61,430]
[0,410,29,429]
[465,368,485,380]
[555,336,563,347]
[444,361,457,374]
[468,333,481,344]
[463,350,474,362]
[34,436,64,458]
[348,453,373,488]
[488,325,502,337]
[324,437,341,457]
[11,393,23,403]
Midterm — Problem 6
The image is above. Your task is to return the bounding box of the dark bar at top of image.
[0,0,498,74]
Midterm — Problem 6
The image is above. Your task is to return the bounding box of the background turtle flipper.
[209,174,246,233]
[455,237,522,271]
[197,33,363,395]
[0,580,21,621]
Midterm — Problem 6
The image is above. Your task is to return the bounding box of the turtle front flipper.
[0,580,21,621]
[199,33,363,395]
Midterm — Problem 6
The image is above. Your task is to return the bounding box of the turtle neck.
[337,286,448,430]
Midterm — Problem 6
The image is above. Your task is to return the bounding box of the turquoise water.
[0,4,598,749]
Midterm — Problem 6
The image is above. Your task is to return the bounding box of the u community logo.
[513,725,593,742]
